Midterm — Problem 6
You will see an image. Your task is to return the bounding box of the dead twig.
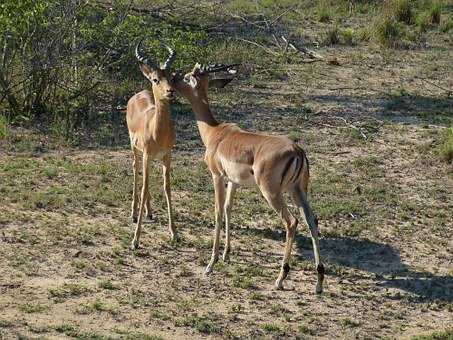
[235,38,279,56]
[281,35,324,60]
[330,115,368,139]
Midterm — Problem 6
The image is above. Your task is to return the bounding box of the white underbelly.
[220,158,256,187]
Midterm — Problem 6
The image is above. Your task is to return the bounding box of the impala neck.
[188,94,219,146]
[152,93,173,144]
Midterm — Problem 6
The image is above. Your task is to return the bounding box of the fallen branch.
[281,35,324,60]
[235,38,279,56]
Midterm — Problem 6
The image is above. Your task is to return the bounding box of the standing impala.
[172,64,324,292]
[126,38,177,247]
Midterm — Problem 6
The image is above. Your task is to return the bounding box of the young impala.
[172,64,324,292]
[126,38,177,247]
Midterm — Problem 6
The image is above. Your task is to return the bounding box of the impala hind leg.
[162,153,176,241]
[130,148,140,223]
[290,187,324,294]
[223,181,237,262]
[261,191,298,290]
[132,152,150,249]
[205,175,225,275]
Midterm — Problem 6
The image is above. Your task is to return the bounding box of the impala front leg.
[205,174,225,275]
[132,152,149,249]
[162,153,176,241]
[223,181,237,262]
[130,148,140,223]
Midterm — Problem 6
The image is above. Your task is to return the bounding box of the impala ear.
[208,78,233,89]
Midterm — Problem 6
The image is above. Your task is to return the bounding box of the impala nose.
[167,89,175,99]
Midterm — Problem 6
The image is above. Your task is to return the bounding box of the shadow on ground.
[243,227,453,302]
[296,235,453,302]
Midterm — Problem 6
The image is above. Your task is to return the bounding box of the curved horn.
[161,43,176,71]
[135,38,158,69]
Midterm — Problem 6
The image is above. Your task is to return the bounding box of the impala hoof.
[315,283,323,294]
[205,265,214,276]
[131,240,139,250]
[275,279,284,290]
[222,252,230,262]
[131,217,138,223]
[170,233,179,243]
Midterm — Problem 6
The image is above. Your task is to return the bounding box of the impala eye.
[153,78,159,84]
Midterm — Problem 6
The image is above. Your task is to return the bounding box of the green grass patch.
[175,313,222,334]
[55,324,80,337]
[426,1,442,25]
[391,0,413,24]
[340,318,361,328]
[440,18,453,33]
[373,13,404,47]
[262,323,284,336]
[324,26,340,45]
[18,302,48,314]
[78,299,118,315]
[299,323,315,336]
[48,283,91,302]
[340,28,355,45]
[0,115,8,140]
[438,127,453,163]
[98,279,120,290]
[250,292,265,301]
[412,329,453,340]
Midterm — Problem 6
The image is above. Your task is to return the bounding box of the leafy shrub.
[341,28,355,45]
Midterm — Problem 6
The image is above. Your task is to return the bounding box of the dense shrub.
[0,0,209,135]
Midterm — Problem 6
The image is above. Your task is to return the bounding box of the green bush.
[341,28,355,45]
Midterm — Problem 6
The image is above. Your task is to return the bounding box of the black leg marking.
[282,263,290,280]
[317,263,325,282]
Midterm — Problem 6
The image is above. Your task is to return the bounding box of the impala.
[126,38,177,248]
[172,64,324,292]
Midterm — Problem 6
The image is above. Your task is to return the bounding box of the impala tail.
[280,146,309,188]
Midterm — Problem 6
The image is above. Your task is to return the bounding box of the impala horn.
[135,38,158,70]
[161,42,176,71]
